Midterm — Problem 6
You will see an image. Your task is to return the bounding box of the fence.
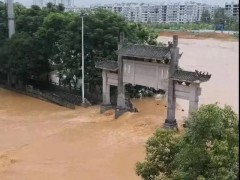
[34,80,102,105]
[25,85,75,109]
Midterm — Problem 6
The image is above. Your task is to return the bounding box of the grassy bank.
[145,23,214,34]
[144,23,239,40]
[158,31,239,41]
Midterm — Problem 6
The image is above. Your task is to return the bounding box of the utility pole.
[81,13,85,106]
[6,0,15,86]
[6,0,15,38]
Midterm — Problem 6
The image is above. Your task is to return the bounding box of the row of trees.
[201,8,239,31]
[0,2,158,90]
[136,104,239,180]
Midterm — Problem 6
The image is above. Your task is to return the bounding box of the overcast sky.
[1,0,239,7]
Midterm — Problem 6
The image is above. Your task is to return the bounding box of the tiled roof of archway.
[95,60,118,71]
[117,44,171,60]
[171,70,211,83]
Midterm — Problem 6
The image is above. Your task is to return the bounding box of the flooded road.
[0,37,238,180]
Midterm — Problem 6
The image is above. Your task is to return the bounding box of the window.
[180,5,185,10]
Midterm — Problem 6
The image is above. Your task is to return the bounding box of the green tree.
[174,104,239,180]
[136,129,180,180]
[14,2,27,16]
[0,1,7,43]
[213,8,226,25]
[50,33,81,88]
[201,10,211,23]
[136,104,239,180]
[38,12,79,87]
[225,16,239,31]
[5,32,50,82]
[43,2,65,12]
[16,7,45,35]
[57,4,65,12]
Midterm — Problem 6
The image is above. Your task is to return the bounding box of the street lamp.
[80,12,85,106]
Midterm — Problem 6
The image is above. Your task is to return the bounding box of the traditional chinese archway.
[95,35,211,128]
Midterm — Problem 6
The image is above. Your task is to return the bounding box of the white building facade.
[65,6,89,13]
[89,2,221,24]
[225,2,239,17]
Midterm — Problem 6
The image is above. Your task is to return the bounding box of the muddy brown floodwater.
[0,37,238,180]
[158,36,239,114]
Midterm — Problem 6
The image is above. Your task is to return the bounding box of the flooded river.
[0,88,176,180]
[158,36,239,114]
[0,37,238,180]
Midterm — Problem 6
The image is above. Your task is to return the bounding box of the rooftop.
[95,60,118,71]
[171,70,211,83]
[117,44,171,60]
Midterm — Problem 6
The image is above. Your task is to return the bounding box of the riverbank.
[159,31,238,41]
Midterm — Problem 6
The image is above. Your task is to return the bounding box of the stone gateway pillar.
[164,35,179,129]
[188,83,200,116]
[117,32,126,108]
[116,54,126,108]
[100,69,112,113]
[96,60,118,114]
[102,70,111,105]
[115,32,127,118]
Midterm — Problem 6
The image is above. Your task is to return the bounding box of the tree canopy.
[0,1,7,44]
[136,104,239,180]
[201,10,211,23]
[0,3,158,88]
